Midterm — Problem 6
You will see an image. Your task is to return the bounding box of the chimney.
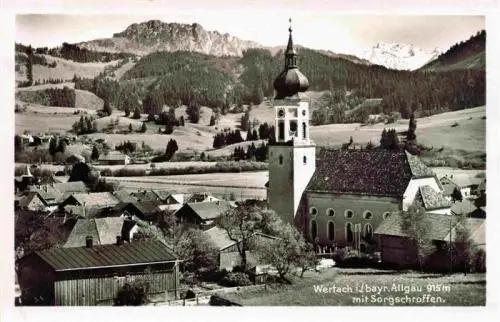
[116,235,122,246]
[85,236,93,248]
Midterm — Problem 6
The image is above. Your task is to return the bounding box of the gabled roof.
[28,184,63,201]
[64,219,101,248]
[204,226,236,250]
[128,200,162,215]
[53,181,88,194]
[451,199,477,216]
[113,190,138,204]
[131,190,164,202]
[181,201,233,220]
[414,185,451,210]
[36,240,179,271]
[69,192,120,208]
[375,213,458,241]
[444,217,485,246]
[445,174,481,188]
[307,149,417,197]
[18,192,47,208]
[405,151,435,178]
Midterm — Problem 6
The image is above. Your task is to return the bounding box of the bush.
[220,272,253,287]
[113,280,149,306]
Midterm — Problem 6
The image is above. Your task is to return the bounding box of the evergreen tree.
[451,187,463,203]
[26,45,33,86]
[140,122,147,133]
[91,145,100,161]
[246,128,253,141]
[49,137,58,157]
[132,107,141,119]
[179,116,185,126]
[57,140,66,154]
[103,99,112,116]
[165,139,179,161]
[209,115,216,126]
[128,123,133,132]
[407,112,417,142]
[124,106,130,117]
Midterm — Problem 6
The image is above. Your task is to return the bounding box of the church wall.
[402,177,442,211]
[305,192,401,247]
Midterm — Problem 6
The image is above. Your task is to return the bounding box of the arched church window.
[309,207,317,216]
[302,122,307,139]
[383,212,391,219]
[327,221,335,241]
[327,208,335,216]
[344,209,354,219]
[363,211,373,220]
[310,220,318,240]
[290,120,298,136]
[303,156,307,165]
[345,222,354,243]
[279,155,283,165]
[365,224,373,239]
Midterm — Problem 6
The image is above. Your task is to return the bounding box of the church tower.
[268,19,316,229]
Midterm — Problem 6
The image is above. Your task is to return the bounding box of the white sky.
[15,11,485,57]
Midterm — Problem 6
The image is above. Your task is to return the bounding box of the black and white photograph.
[2,0,497,314]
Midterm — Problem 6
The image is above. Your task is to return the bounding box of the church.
[266,22,451,251]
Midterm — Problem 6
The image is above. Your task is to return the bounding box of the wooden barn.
[17,239,181,306]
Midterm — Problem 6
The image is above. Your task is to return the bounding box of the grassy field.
[221,268,486,306]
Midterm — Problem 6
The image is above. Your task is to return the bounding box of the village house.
[266,24,451,251]
[17,240,181,305]
[203,226,279,282]
[15,192,48,212]
[98,151,130,165]
[374,213,485,271]
[64,217,139,248]
[130,189,169,203]
[175,201,234,230]
[440,174,482,199]
[118,200,164,222]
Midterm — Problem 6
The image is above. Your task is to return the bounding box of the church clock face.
[278,109,285,118]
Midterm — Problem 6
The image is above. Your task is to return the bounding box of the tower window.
[302,122,307,139]
[278,121,285,141]
[302,109,307,116]
[303,156,307,165]
[346,222,353,243]
[290,120,298,136]
[327,221,335,241]
[363,211,373,220]
[344,210,354,219]
[327,208,335,217]
[309,207,317,216]
[279,155,283,165]
[310,220,318,240]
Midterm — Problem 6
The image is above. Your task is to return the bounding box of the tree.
[450,213,477,275]
[48,137,58,158]
[114,279,150,306]
[451,187,463,203]
[179,116,185,126]
[165,139,178,161]
[128,123,133,133]
[26,45,33,86]
[132,107,141,119]
[175,228,218,273]
[399,205,433,271]
[140,122,147,133]
[380,128,400,150]
[216,204,279,270]
[124,106,130,117]
[209,115,216,126]
[91,145,100,161]
[365,140,374,150]
[103,99,112,116]
[407,112,417,142]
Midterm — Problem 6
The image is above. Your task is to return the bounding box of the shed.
[17,240,181,306]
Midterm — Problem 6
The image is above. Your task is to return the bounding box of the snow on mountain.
[363,42,443,71]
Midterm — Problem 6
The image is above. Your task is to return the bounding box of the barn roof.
[184,201,233,220]
[451,199,477,216]
[36,240,178,271]
[374,213,458,241]
[70,192,120,208]
[307,149,431,197]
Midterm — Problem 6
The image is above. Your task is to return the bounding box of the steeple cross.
[289,18,292,33]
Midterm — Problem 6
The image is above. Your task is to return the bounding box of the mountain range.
[77,19,443,70]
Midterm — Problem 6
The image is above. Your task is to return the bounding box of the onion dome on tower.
[273,19,309,99]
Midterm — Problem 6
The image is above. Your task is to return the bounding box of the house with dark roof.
[17,240,181,305]
[60,192,120,209]
[175,201,234,229]
[413,185,452,215]
[119,200,164,222]
[374,213,485,270]
[63,217,139,248]
[15,192,48,212]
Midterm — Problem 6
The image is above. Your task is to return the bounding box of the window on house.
[327,208,335,217]
[302,122,307,139]
[346,222,353,243]
[327,221,335,241]
[344,210,354,219]
[309,207,318,216]
[365,224,373,239]
[363,211,373,220]
[303,156,307,165]
[310,220,318,240]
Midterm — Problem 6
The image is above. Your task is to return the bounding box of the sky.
[14,6,485,57]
